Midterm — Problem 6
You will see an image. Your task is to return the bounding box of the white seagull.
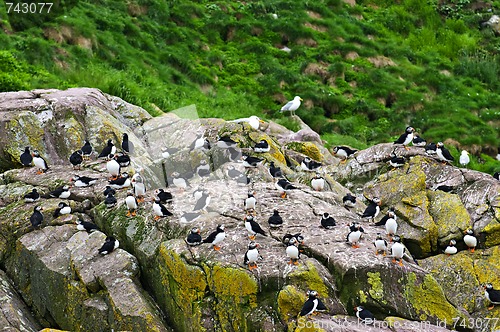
[280,96,302,116]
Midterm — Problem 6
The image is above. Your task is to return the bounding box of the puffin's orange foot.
[214,245,221,251]
[131,211,136,216]
[36,170,43,175]
[153,215,160,221]
[398,260,403,267]
[249,235,256,240]
[126,211,131,217]
[383,252,386,256]
[471,248,475,253]
[488,305,495,310]
[392,258,397,263]
[352,244,360,249]
[280,193,287,199]
[293,260,299,265]
[375,251,379,255]
[288,259,293,265]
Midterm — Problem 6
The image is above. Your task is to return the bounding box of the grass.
[0,0,498,172]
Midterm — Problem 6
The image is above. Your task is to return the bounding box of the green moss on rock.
[278,285,305,323]
[367,272,386,304]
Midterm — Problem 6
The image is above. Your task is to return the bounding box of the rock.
[1,89,500,331]
[4,225,168,331]
[0,269,41,331]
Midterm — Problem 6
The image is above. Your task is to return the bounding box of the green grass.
[0,0,499,173]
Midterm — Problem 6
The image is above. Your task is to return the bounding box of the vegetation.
[0,0,499,171]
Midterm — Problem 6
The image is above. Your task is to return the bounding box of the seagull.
[280,96,302,116]
[229,116,264,130]
[459,150,470,168]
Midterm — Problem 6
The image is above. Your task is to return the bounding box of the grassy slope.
[0,0,499,172]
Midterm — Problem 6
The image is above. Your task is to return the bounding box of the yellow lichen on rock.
[288,261,329,297]
[285,142,324,162]
[367,272,386,304]
[427,190,470,242]
[483,221,500,247]
[403,272,465,323]
[278,285,305,322]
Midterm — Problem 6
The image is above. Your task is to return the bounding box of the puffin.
[69,150,84,170]
[225,147,242,162]
[425,142,437,155]
[374,208,396,227]
[98,236,119,255]
[121,133,134,154]
[244,215,267,240]
[320,212,336,229]
[459,150,470,168]
[463,229,477,252]
[412,135,427,147]
[179,212,201,224]
[104,192,117,208]
[71,175,98,187]
[103,186,116,197]
[355,306,375,324]
[484,284,500,310]
[155,188,173,204]
[385,214,398,240]
[495,172,500,181]
[171,172,188,190]
[361,197,381,222]
[283,233,305,251]
[286,237,300,265]
[193,190,211,212]
[186,228,202,246]
[390,235,405,266]
[53,202,71,218]
[153,199,173,220]
[388,152,406,169]
[196,159,210,177]
[81,140,93,160]
[393,126,415,149]
[434,185,454,193]
[244,192,257,211]
[108,172,131,190]
[311,173,326,191]
[333,146,357,163]
[346,222,364,248]
[342,193,356,209]
[106,154,121,180]
[436,142,454,163]
[374,233,388,256]
[301,157,321,172]
[444,239,458,256]
[216,135,238,149]
[268,210,283,228]
[253,139,270,153]
[202,224,226,251]
[131,172,146,202]
[98,139,116,159]
[20,147,33,167]
[299,290,327,317]
[242,155,264,168]
[280,96,302,116]
[115,152,131,168]
[275,178,298,198]
[30,206,43,229]
[125,191,138,217]
[268,161,283,178]
[76,220,99,233]
[32,150,49,174]
[161,147,180,158]
[48,185,70,199]
[226,165,244,179]
[24,188,40,203]
[244,241,262,270]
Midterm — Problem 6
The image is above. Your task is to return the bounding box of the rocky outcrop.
[0,88,499,332]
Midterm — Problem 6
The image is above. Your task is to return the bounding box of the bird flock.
[16,117,500,323]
